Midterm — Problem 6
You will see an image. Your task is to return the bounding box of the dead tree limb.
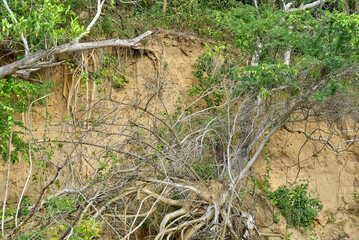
[0,31,153,79]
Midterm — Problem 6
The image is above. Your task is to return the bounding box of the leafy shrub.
[268,179,323,230]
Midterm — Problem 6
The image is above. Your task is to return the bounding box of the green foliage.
[251,147,322,230]
[0,206,16,222]
[222,5,359,61]
[50,218,102,240]
[96,0,233,41]
[0,197,31,221]
[192,157,218,180]
[191,45,296,108]
[112,66,132,88]
[43,197,102,239]
[354,193,359,203]
[74,219,102,240]
[218,5,359,98]
[200,0,244,10]
[0,76,52,162]
[268,179,323,230]
[18,232,45,240]
[222,5,288,53]
[313,80,344,101]
[254,143,273,194]
[186,5,359,107]
[0,0,84,53]
[44,196,77,218]
[79,54,132,91]
[191,45,229,108]
[100,16,115,37]
[252,147,322,230]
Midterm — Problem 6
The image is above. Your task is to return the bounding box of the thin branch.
[283,125,336,152]
[4,141,81,239]
[120,189,168,240]
[15,93,53,227]
[1,111,14,237]
[104,205,158,218]
[38,139,147,161]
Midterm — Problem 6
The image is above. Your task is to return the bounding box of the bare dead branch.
[0,31,153,79]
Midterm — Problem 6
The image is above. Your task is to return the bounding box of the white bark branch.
[155,208,215,239]
[284,39,292,66]
[15,93,53,227]
[159,207,188,234]
[253,0,258,8]
[251,42,263,66]
[237,90,313,180]
[284,2,294,11]
[282,0,329,65]
[1,121,13,237]
[287,0,326,12]
[0,31,153,79]
[74,0,105,43]
[237,124,281,180]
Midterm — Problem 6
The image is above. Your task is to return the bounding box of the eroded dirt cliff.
[1,31,358,239]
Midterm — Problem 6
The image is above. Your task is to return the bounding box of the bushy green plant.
[113,66,132,88]
[72,219,102,240]
[268,179,323,230]
[42,197,101,239]
[0,206,16,222]
[252,148,322,231]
